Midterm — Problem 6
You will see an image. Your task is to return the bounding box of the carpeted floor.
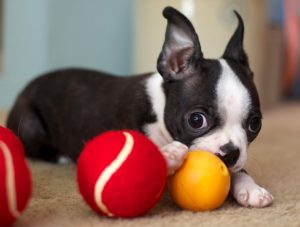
[1,103,300,227]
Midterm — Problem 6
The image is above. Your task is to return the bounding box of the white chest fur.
[143,73,173,148]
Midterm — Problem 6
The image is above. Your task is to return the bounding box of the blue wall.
[0,0,50,109]
[0,0,133,109]
[48,0,133,73]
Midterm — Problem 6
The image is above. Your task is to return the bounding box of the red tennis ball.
[0,126,32,227]
[77,130,167,218]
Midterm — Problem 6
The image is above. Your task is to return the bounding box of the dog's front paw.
[233,184,274,208]
[160,141,188,176]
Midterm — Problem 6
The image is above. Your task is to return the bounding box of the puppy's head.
[158,7,261,172]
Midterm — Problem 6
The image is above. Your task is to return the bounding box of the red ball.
[0,126,32,226]
[77,130,167,218]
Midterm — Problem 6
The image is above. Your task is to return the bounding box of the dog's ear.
[223,11,248,66]
[157,7,203,81]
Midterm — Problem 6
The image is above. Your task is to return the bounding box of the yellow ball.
[169,150,230,211]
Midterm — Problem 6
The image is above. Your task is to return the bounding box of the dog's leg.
[7,106,59,163]
[231,170,274,207]
[160,141,188,175]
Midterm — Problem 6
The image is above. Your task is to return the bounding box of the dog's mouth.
[216,152,239,167]
[215,153,243,173]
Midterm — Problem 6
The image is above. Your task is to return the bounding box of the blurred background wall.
[0,0,298,110]
[0,0,133,108]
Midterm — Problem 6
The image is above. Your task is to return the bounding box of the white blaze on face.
[217,59,251,128]
[191,59,251,172]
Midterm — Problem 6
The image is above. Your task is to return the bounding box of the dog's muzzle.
[217,142,240,167]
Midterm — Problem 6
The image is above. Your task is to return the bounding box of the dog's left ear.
[157,7,203,81]
[223,11,248,66]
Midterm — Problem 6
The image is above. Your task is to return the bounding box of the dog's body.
[7,7,273,207]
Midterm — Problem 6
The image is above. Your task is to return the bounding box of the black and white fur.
[7,7,273,207]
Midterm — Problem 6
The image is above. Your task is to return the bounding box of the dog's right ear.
[157,7,203,81]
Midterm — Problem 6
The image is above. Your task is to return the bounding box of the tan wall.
[134,0,272,107]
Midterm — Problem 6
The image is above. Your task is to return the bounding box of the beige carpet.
[1,103,300,227]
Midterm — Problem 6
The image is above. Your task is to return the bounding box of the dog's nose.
[219,143,240,167]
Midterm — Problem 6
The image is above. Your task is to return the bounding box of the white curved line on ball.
[0,141,21,218]
[94,132,134,217]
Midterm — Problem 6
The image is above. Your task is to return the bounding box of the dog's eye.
[248,115,262,133]
[188,112,208,129]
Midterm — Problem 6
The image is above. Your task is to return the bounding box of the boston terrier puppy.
[7,7,273,207]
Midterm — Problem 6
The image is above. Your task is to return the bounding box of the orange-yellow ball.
[169,150,230,211]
